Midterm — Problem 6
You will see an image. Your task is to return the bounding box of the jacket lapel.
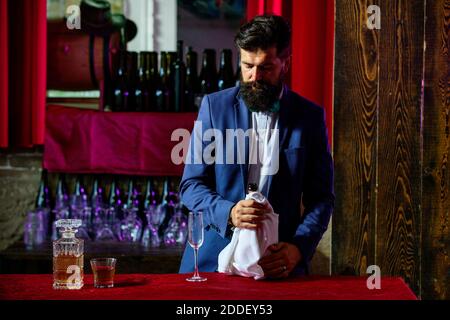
[278,85,292,150]
[267,86,292,200]
[234,94,251,197]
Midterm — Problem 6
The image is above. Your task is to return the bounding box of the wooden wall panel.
[332,0,379,275]
[422,0,450,300]
[376,0,424,295]
[333,0,449,299]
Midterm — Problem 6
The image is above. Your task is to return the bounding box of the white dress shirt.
[247,89,283,197]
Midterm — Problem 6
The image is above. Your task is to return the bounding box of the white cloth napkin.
[217,191,279,280]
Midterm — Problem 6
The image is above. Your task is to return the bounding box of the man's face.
[239,46,290,112]
[240,46,290,86]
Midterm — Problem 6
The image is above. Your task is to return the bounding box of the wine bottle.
[51,173,70,241]
[199,49,218,94]
[166,52,177,111]
[125,51,138,111]
[135,52,151,112]
[54,173,69,210]
[108,177,122,210]
[155,52,166,111]
[167,52,178,74]
[155,52,174,112]
[185,47,199,111]
[147,52,159,111]
[218,49,235,91]
[143,177,158,210]
[90,176,105,209]
[125,178,140,210]
[70,175,88,212]
[36,169,53,238]
[197,49,218,108]
[35,169,52,210]
[173,40,186,112]
[112,49,127,112]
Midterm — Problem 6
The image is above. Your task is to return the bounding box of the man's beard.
[239,79,283,113]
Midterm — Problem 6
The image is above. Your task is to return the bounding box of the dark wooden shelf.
[0,241,185,274]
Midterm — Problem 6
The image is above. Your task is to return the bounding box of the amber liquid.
[53,254,84,289]
[93,266,115,288]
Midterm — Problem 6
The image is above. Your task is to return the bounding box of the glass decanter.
[53,219,84,290]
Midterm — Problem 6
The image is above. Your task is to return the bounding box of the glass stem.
[194,247,199,278]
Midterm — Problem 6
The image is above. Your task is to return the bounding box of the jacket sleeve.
[179,95,235,238]
[291,107,335,266]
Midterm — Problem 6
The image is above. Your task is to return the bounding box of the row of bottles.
[36,171,178,212]
[109,41,240,113]
[27,170,187,248]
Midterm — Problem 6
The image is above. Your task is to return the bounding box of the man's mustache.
[241,80,276,91]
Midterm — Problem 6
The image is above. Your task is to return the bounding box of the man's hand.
[258,242,302,279]
[230,199,271,229]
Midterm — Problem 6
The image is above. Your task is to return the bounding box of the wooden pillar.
[422,0,450,300]
[332,0,379,276]
[376,0,424,296]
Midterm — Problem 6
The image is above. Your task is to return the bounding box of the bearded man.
[178,15,334,278]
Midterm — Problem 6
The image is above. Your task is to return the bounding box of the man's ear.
[282,55,291,74]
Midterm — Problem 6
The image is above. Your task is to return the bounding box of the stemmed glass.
[186,211,207,282]
[142,204,165,247]
[94,207,117,241]
[117,207,142,242]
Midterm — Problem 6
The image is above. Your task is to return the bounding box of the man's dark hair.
[234,15,291,58]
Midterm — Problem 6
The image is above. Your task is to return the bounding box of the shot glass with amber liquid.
[90,258,117,288]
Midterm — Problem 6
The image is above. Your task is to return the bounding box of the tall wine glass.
[186,211,207,282]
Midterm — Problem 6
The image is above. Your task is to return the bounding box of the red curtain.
[246,0,265,21]
[291,0,334,146]
[246,0,335,146]
[5,0,47,148]
[0,0,8,148]
[247,0,284,21]
[265,0,283,15]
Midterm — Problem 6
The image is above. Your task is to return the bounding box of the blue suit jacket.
[178,86,334,274]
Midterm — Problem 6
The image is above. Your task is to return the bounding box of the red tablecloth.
[0,273,417,300]
[43,105,198,176]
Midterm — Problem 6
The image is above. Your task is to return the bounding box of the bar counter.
[0,273,417,300]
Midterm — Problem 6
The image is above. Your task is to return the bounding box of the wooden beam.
[332,0,379,276]
[422,0,450,300]
[376,0,424,296]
